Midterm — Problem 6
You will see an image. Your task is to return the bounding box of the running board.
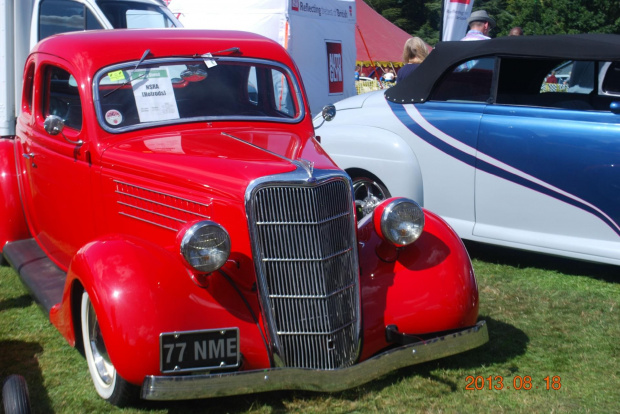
[3,239,66,316]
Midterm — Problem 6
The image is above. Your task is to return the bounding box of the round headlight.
[180,221,231,273]
[378,198,425,246]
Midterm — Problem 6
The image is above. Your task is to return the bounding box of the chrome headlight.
[376,198,425,246]
[180,221,231,273]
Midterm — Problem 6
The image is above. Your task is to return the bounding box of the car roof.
[386,33,620,104]
[31,28,296,76]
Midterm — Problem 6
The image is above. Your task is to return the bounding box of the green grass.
[1,243,618,413]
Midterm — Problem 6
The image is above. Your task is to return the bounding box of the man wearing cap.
[461,10,496,41]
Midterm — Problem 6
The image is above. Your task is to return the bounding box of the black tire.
[352,176,391,220]
[2,375,31,414]
[81,291,138,407]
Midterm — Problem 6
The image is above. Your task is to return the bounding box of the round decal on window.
[105,109,123,125]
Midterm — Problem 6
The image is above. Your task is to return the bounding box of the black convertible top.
[385,34,620,104]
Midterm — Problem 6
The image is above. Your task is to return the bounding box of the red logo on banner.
[292,0,299,11]
[450,0,472,3]
[326,42,343,94]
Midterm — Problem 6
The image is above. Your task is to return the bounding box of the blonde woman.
[397,37,429,82]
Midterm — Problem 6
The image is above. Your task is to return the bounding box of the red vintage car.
[0,29,487,406]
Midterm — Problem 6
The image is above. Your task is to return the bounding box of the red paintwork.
[357,207,478,360]
[1,29,480,388]
[0,140,30,249]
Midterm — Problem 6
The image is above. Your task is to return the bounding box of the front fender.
[53,235,268,385]
[0,139,29,251]
[318,124,423,204]
[356,209,478,361]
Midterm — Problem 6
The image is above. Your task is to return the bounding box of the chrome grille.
[249,177,360,370]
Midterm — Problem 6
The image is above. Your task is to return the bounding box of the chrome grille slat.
[248,176,360,370]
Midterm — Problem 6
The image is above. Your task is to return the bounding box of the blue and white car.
[315,34,620,265]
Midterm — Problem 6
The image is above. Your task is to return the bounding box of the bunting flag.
[442,0,474,41]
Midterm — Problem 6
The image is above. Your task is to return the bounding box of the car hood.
[100,127,328,202]
[312,90,385,128]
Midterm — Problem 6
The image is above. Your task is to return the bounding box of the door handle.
[22,152,37,168]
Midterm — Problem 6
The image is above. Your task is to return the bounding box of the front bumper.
[141,321,488,400]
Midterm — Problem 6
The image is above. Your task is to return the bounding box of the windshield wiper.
[104,49,151,98]
[192,47,241,59]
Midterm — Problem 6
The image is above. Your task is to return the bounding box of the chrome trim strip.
[118,212,178,232]
[117,202,188,223]
[141,322,488,401]
[115,194,210,218]
[114,180,212,209]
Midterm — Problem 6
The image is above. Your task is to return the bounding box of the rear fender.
[52,235,268,385]
[356,209,478,361]
[0,139,30,251]
[319,125,423,204]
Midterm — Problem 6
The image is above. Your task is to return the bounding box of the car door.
[473,58,620,262]
[412,57,495,235]
[16,59,94,268]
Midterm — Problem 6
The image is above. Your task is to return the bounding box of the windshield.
[95,57,303,132]
[96,1,178,28]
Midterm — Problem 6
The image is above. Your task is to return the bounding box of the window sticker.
[105,109,123,125]
[108,70,126,82]
[131,68,180,123]
[203,53,217,69]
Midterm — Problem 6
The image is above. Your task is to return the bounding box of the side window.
[430,57,494,103]
[126,10,172,28]
[601,62,620,96]
[97,3,176,28]
[271,69,295,117]
[44,66,82,131]
[248,67,258,105]
[23,64,36,114]
[496,58,598,111]
[39,0,103,41]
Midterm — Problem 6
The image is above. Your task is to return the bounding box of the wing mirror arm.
[44,115,83,146]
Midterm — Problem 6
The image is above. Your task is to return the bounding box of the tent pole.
[440,0,445,41]
[356,24,376,79]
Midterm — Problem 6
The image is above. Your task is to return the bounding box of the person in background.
[509,26,524,36]
[354,65,361,80]
[461,10,496,41]
[546,71,558,83]
[397,37,429,82]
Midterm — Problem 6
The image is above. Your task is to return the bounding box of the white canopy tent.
[167,0,356,116]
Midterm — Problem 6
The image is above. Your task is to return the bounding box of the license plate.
[160,328,240,373]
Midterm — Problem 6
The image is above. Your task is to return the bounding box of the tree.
[363,0,620,45]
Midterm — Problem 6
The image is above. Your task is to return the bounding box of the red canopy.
[355,0,411,69]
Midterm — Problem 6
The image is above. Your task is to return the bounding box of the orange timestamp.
[465,375,561,390]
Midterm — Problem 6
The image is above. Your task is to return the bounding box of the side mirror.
[43,115,65,136]
[313,104,336,130]
[321,104,336,122]
[43,115,83,145]
[611,101,620,114]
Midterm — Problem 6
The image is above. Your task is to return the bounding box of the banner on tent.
[442,0,474,41]
[291,0,355,22]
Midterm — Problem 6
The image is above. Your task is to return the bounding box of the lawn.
[1,242,618,413]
